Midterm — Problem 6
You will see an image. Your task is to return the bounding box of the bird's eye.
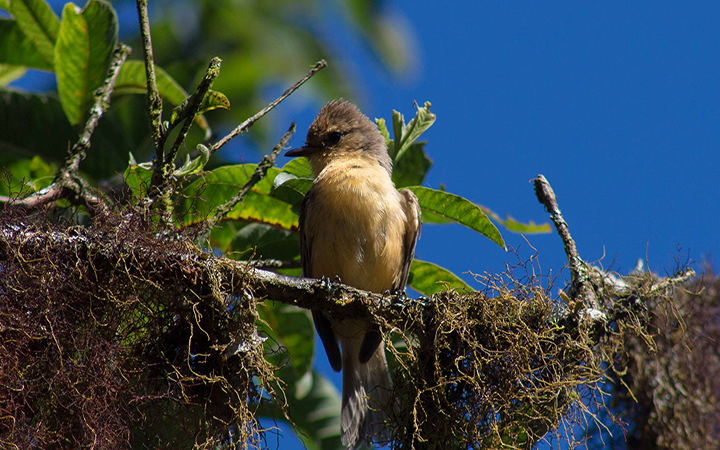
[325,131,343,146]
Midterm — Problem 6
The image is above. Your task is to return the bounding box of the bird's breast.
[304,160,406,293]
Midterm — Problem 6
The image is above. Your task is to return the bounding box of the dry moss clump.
[0,208,277,449]
[1,199,706,450]
[610,270,720,450]
[382,263,693,449]
[386,287,597,449]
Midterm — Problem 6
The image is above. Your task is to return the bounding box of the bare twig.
[199,123,296,235]
[69,44,133,173]
[10,44,132,213]
[533,174,598,308]
[135,0,163,157]
[208,60,326,156]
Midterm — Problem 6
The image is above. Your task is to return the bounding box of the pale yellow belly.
[304,165,406,294]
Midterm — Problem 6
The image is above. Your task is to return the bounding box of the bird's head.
[286,100,391,177]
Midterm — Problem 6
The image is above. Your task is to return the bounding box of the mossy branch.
[9,44,132,214]
[0,172,699,449]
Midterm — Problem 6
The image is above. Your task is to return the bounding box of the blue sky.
[271,1,720,448]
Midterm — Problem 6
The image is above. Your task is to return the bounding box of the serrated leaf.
[375,116,392,150]
[0,18,53,71]
[407,186,506,249]
[394,101,436,162]
[179,164,298,230]
[408,259,473,296]
[54,0,118,125]
[392,141,432,188]
[10,0,60,66]
[199,89,230,114]
[114,60,212,136]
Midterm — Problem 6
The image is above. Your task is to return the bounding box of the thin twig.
[208,60,326,156]
[68,44,133,173]
[135,0,163,156]
[201,123,296,235]
[10,44,132,212]
[533,174,598,308]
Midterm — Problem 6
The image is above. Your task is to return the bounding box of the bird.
[286,100,421,449]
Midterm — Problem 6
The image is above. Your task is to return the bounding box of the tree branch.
[10,44,132,213]
[0,221,405,326]
[135,0,163,158]
[533,174,599,309]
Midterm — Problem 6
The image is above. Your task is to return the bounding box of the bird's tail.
[340,338,393,450]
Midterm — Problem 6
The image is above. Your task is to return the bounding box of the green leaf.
[173,143,209,177]
[0,155,56,197]
[123,153,153,197]
[390,109,403,159]
[0,0,9,10]
[0,64,26,85]
[114,60,212,136]
[392,141,432,188]
[407,186,506,249]
[179,164,299,230]
[169,89,230,126]
[9,0,61,66]
[270,173,312,210]
[418,210,453,224]
[279,157,313,178]
[0,90,75,161]
[229,222,300,261]
[481,209,552,234]
[54,0,118,125]
[393,101,436,162]
[0,19,53,71]
[258,301,313,380]
[375,116,392,150]
[408,259,473,296]
[258,370,343,450]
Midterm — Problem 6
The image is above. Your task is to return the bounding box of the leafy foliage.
[0,1,554,449]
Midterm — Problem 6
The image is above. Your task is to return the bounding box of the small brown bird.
[286,100,421,449]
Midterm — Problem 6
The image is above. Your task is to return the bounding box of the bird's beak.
[285,146,318,157]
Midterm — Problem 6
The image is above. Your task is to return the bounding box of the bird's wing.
[299,189,343,372]
[395,188,422,292]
